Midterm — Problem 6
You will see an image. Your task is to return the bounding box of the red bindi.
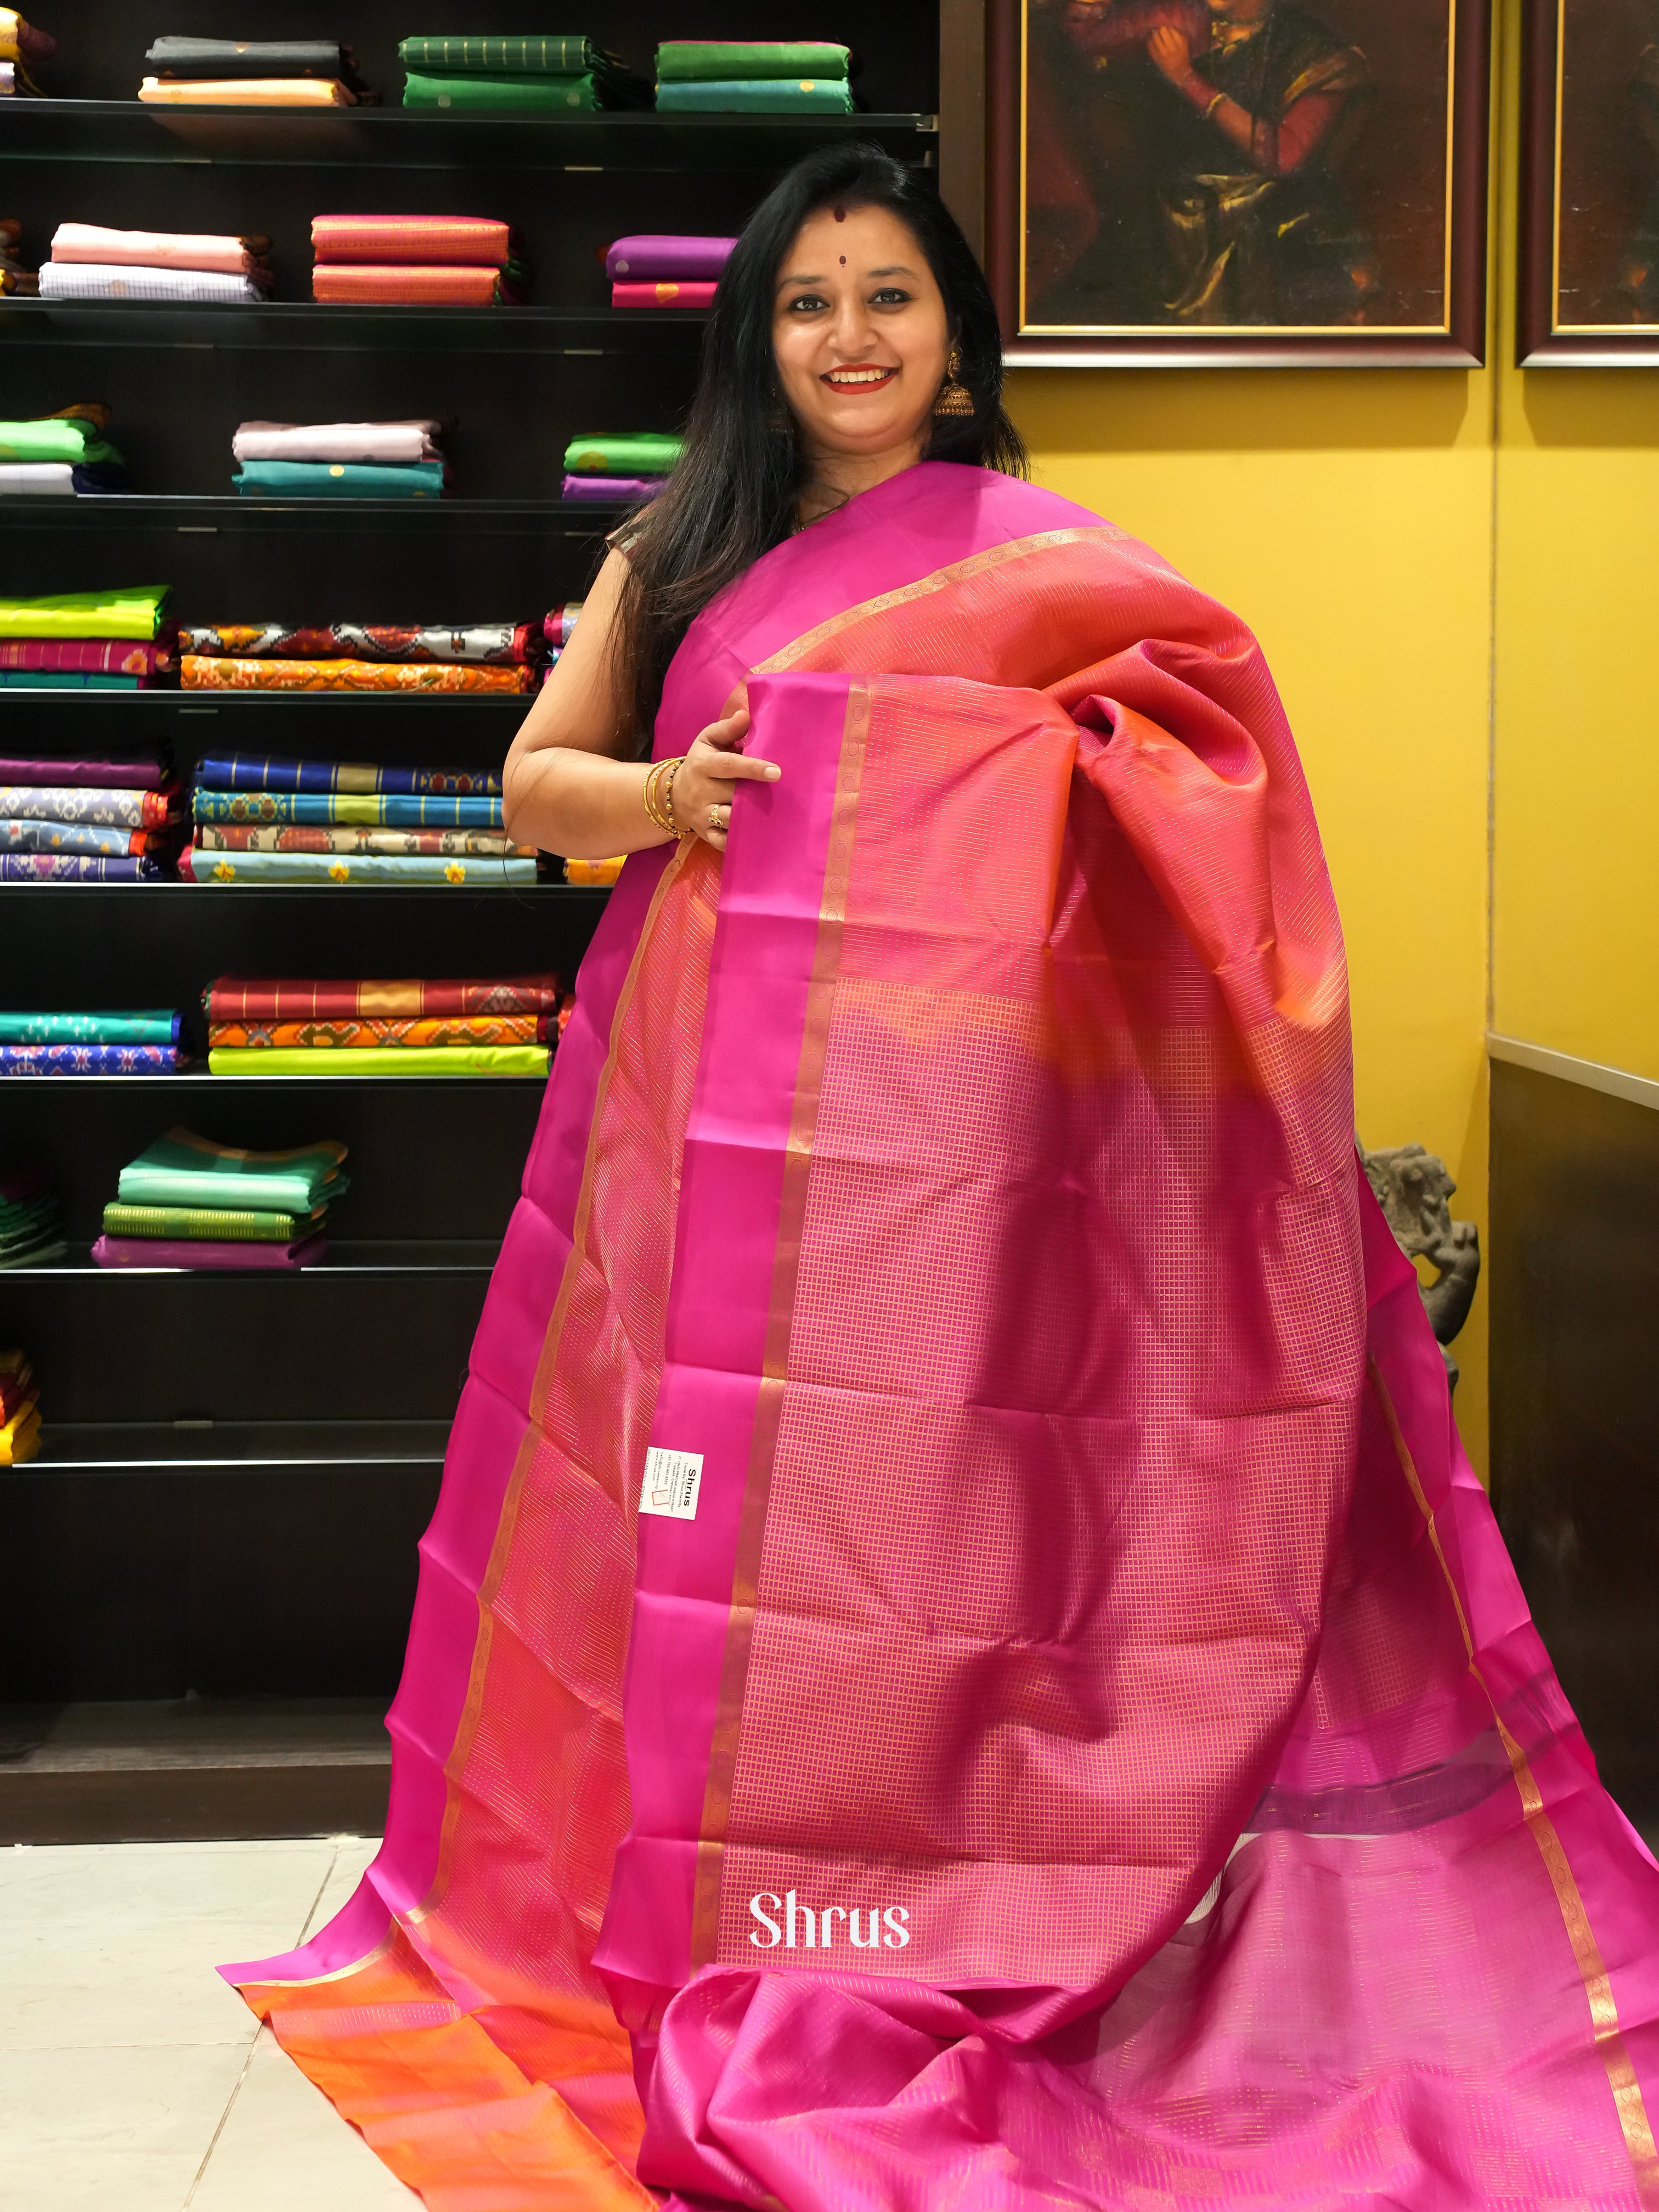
[839,255,847,266]
[833,204,847,222]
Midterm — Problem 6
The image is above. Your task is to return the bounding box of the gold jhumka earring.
[933,347,974,417]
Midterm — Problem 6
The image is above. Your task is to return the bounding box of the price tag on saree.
[639,1447,702,1521]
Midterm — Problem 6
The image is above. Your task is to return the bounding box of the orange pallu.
[227,464,1659,2209]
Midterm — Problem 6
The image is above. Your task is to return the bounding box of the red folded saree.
[311,264,511,308]
[311,215,516,267]
[206,974,561,1021]
[226,462,1659,2209]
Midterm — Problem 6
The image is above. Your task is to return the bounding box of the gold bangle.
[642,755,682,836]
[1205,89,1228,119]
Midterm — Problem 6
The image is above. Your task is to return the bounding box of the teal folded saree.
[234,461,447,499]
[402,69,601,111]
[656,78,854,112]
[117,1128,348,1214]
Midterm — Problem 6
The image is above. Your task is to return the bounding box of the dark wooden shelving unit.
[0,0,943,1842]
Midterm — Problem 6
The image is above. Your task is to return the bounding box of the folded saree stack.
[0,9,54,97]
[1,1163,65,1269]
[0,746,178,881]
[138,37,373,108]
[183,750,534,885]
[0,404,127,496]
[0,1346,40,1464]
[94,1128,345,1268]
[204,972,560,1076]
[232,419,449,500]
[0,217,38,294]
[0,1006,187,1073]
[562,431,681,504]
[0,584,174,702]
[654,39,854,112]
[40,223,274,306]
[605,233,733,311]
[311,214,526,308]
[398,33,650,113]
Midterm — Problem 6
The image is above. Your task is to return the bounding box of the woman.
[226,147,1659,2209]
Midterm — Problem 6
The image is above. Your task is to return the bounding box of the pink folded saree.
[50,222,268,275]
[225,461,1659,2209]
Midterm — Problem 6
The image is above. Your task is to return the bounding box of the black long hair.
[612,143,1027,750]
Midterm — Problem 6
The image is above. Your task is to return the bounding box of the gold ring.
[709,803,727,831]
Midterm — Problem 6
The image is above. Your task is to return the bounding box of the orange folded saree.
[226,462,1659,2210]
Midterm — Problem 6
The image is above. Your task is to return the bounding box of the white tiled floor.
[0,1836,418,2210]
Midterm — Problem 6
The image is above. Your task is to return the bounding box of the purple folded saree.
[0,753,167,787]
[604,233,736,282]
[561,472,664,503]
[222,462,1659,2210]
[92,1231,326,1268]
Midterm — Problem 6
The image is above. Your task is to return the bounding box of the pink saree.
[227,461,1659,2209]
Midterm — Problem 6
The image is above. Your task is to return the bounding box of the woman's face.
[771,202,951,465]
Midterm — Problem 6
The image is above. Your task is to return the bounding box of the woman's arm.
[502,546,778,859]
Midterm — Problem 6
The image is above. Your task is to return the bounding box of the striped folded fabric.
[103,1200,328,1243]
[194,788,503,828]
[195,752,501,795]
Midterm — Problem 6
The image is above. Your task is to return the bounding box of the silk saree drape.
[227,462,1659,2209]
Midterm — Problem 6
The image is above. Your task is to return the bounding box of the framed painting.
[1519,0,1659,364]
[981,0,1492,364]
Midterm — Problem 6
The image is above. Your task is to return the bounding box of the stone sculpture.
[1361,1142,1481,1391]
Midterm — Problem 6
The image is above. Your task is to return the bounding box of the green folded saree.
[102,1200,328,1243]
[234,461,447,499]
[403,69,601,111]
[0,419,124,467]
[0,586,170,640]
[399,35,602,74]
[562,432,682,475]
[655,41,851,80]
[0,1012,177,1045]
[116,1128,348,1214]
[655,78,854,112]
[208,1045,549,1077]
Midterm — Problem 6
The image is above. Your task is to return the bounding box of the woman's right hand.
[670,693,781,850]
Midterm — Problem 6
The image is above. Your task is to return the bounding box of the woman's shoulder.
[926,461,1109,540]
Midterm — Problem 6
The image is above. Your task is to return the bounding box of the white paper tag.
[639,1447,703,1521]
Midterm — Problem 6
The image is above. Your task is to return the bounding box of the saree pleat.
[225,464,1659,2210]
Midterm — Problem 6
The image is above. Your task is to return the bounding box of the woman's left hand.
[670,689,778,850]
